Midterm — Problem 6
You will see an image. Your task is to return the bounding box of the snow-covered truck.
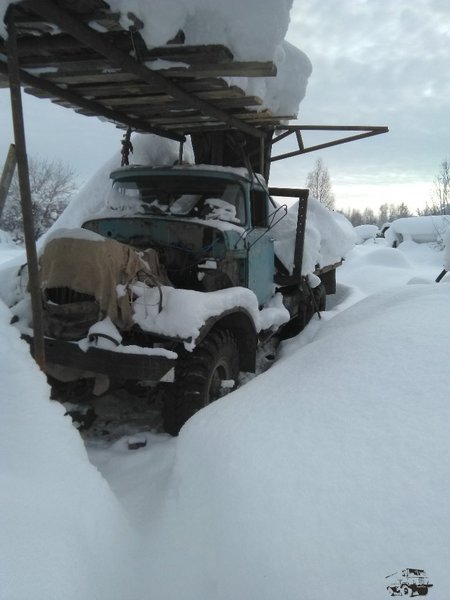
[386,569,433,597]
[31,160,345,435]
[0,0,387,435]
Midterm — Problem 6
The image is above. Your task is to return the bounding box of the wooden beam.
[0,60,185,141]
[15,56,276,77]
[98,87,247,107]
[154,61,276,78]
[25,0,265,138]
[0,36,234,64]
[5,16,46,371]
[269,187,309,198]
[67,77,231,98]
[111,96,262,114]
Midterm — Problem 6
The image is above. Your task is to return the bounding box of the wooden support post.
[0,144,17,219]
[6,16,46,371]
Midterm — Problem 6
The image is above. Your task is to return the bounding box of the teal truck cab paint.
[86,165,279,306]
[37,164,340,435]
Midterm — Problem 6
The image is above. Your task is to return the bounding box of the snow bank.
[137,283,450,600]
[0,228,13,245]
[271,196,355,276]
[354,223,379,244]
[337,241,446,296]
[444,227,450,271]
[385,215,450,247]
[0,301,140,600]
[0,229,23,267]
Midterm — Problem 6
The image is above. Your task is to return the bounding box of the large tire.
[162,328,239,435]
[402,585,413,597]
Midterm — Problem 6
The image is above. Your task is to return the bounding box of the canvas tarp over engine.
[39,236,167,338]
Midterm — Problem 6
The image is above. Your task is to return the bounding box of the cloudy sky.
[0,0,449,212]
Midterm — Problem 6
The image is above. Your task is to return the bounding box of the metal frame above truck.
[0,0,388,372]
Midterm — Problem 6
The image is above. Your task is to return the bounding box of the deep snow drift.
[386,215,450,247]
[0,301,140,600]
[1,236,450,600]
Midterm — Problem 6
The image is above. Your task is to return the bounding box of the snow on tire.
[162,328,239,436]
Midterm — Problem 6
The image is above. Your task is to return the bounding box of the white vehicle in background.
[386,568,433,597]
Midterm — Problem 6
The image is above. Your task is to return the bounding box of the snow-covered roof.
[0,0,311,137]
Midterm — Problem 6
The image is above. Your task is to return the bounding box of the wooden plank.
[27,0,264,138]
[69,77,232,97]
[145,44,233,64]
[0,31,130,56]
[103,95,262,111]
[154,61,276,78]
[13,47,235,71]
[165,119,285,132]
[1,35,233,64]
[41,58,276,84]
[101,86,246,106]
[145,110,290,127]
[45,71,137,85]
[0,60,184,141]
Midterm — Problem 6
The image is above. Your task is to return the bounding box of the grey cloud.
[285,0,450,189]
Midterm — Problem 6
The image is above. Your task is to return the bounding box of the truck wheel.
[162,328,239,435]
[387,587,395,596]
[402,585,413,597]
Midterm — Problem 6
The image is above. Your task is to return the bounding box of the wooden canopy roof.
[0,0,293,141]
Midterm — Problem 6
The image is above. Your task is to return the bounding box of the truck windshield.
[108,176,246,225]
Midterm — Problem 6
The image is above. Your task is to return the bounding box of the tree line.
[1,154,449,243]
[305,157,450,227]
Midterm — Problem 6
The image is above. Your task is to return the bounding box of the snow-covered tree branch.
[0,157,77,242]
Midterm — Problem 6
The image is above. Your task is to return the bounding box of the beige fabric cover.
[40,237,166,329]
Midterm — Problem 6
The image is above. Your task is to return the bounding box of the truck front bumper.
[24,335,176,381]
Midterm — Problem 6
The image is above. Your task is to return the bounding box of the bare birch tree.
[305,157,335,209]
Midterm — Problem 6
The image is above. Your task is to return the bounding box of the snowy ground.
[1,236,449,600]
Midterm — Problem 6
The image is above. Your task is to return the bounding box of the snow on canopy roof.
[0,0,311,135]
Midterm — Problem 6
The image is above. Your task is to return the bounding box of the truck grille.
[44,287,95,305]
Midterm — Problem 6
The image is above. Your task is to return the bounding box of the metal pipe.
[6,15,46,370]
